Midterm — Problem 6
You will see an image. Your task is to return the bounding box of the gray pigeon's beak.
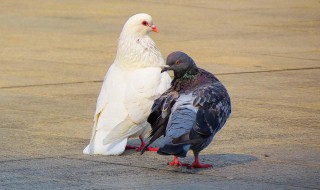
[161,65,170,73]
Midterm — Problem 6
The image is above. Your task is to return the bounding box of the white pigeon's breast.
[124,67,163,123]
[126,67,162,96]
[115,35,164,68]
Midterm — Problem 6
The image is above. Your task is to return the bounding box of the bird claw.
[167,156,190,167]
[187,163,213,169]
[141,147,159,152]
[136,146,159,152]
[167,160,190,167]
[126,145,159,152]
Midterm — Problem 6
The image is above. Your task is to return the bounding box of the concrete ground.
[1,0,319,189]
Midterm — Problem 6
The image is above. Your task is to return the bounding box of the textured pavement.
[1,0,319,189]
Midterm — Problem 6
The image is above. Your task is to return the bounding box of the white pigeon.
[83,13,171,155]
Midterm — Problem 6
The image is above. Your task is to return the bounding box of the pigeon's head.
[162,51,198,79]
[122,13,158,36]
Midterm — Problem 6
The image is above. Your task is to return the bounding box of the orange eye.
[142,21,148,26]
[176,60,181,65]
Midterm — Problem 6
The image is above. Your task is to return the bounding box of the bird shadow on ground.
[122,139,258,174]
[162,154,258,174]
[198,153,258,168]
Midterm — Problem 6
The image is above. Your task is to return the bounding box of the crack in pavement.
[216,67,320,75]
[60,155,320,189]
[249,53,320,62]
[1,67,319,89]
[0,154,318,189]
[0,80,102,89]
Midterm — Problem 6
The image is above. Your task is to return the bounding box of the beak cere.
[151,25,158,32]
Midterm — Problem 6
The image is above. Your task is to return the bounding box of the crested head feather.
[114,13,165,68]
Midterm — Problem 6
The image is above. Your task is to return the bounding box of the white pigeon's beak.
[151,25,158,33]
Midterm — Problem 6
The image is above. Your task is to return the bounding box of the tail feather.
[103,116,141,145]
[141,106,171,155]
[171,132,204,146]
[172,138,203,146]
[158,143,190,158]
[87,113,100,155]
[141,124,166,155]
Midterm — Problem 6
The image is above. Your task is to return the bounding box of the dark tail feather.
[171,132,189,144]
[158,144,189,157]
[142,111,170,155]
[148,115,168,138]
[147,109,160,127]
[172,138,203,146]
[140,125,166,155]
[171,132,205,146]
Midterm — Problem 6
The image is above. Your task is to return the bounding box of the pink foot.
[126,136,159,152]
[137,146,159,152]
[188,156,212,169]
[168,156,189,167]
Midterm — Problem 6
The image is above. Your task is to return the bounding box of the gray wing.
[141,90,178,155]
[172,83,231,153]
[157,94,196,157]
[193,83,231,136]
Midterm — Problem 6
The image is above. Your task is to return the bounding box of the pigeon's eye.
[175,60,181,65]
[142,21,148,26]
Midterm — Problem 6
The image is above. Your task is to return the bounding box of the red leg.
[168,156,190,167]
[189,155,212,168]
[126,136,159,152]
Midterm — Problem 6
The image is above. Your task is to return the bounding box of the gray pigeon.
[141,51,231,168]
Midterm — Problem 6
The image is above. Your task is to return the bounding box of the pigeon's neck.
[172,66,198,81]
[172,71,197,92]
[172,69,218,92]
[181,67,199,80]
[114,33,164,69]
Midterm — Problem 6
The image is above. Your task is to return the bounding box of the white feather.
[83,13,171,155]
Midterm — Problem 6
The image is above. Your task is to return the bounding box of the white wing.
[94,64,122,119]
[103,67,171,144]
[85,63,129,154]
